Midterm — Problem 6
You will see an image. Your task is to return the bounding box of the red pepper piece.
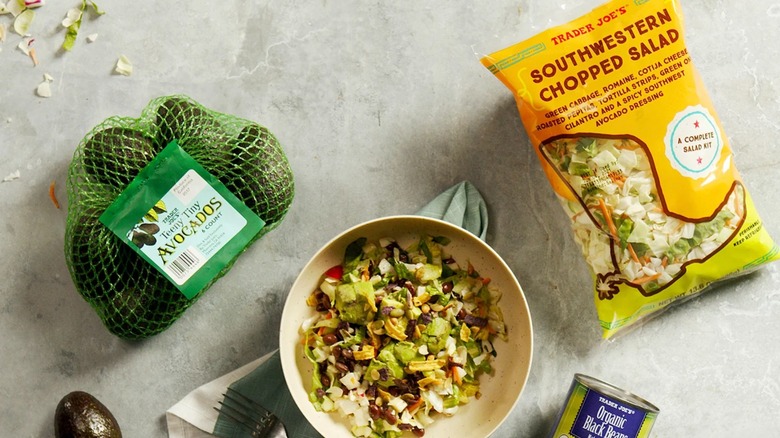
[324,265,343,279]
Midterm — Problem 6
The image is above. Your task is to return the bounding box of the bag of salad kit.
[481,0,779,338]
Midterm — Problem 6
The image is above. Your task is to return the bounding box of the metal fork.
[213,388,288,438]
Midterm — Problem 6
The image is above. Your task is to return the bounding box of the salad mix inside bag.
[481,0,779,338]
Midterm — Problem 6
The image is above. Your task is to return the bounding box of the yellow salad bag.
[482,0,779,338]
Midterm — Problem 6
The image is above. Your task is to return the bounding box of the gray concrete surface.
[1,1,779,436]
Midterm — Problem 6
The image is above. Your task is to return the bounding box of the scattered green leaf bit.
[62,0,105,51]
[6,0,24,17]
[14,8,34,36]
[36,73,54,97]
[115,55,132,76]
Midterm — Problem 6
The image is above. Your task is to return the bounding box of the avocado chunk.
[420,317,451,354]
[365,345,405,388]
[55,391,122,438]
[335,281,376,325]
[393,340,423,365]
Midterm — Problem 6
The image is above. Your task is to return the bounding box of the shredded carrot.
[29,48,38,66]
[481,277,491,285]
[316,313,333,335]
[609,172,626,188]
[49,180,60,209]
[598,198,617,237]
[627,244,641,264]
[662,256,669,267]
[451,366,462,385]
[407,397,424,413]
[633,273,661,285]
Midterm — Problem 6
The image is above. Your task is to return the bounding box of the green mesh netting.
[64,95,295,340]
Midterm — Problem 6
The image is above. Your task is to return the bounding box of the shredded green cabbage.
[543,137,744,291]
[61,0,105,51]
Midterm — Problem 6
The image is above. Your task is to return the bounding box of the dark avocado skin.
[82,127,156,188]
[55,391,122,438]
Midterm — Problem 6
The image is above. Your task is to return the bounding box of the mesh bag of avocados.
[64,95,294,340]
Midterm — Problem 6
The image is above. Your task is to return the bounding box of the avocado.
[100,263,193,340]
[66,210,191,339]
[153,96,231,166]
[82,127,156,188]
[55,391,122,438]
[223,124,294,225]
[67,212,138,303]
[393,341,423,365]
[335,281,376,325]
[365,346,405,387]
[420,317,451,354]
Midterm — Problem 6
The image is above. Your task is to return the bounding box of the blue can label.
[549,374,658,438]
[572,389,646,438]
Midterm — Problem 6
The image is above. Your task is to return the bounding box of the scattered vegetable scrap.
[24,0,44,8]
[49,180,60,209]
[2,170,21,182]
[6,0,24,17]
[16,39,27,54]
[0,23,6,42]
[13,7,34,36]
[36,72,53,97]
[115,54,132,76]
[61,0,104,51]
[27,37,37,65]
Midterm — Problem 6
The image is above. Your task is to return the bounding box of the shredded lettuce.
[115,54,132,76]
[543,137,744,291]
[13,8,33,36]
[61,0,105,51]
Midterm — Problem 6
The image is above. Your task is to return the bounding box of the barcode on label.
[165,247,204,284]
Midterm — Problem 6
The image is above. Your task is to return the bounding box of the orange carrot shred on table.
[49,180,60,209]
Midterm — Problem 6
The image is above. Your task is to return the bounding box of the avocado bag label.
[100,141,265,299]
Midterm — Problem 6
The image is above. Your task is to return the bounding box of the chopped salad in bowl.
[280,216,532,438]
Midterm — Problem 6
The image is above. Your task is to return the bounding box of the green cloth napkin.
[416,181,488,241]
[214,180,488,438]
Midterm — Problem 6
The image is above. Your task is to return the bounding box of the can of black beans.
[548,374,659,438]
